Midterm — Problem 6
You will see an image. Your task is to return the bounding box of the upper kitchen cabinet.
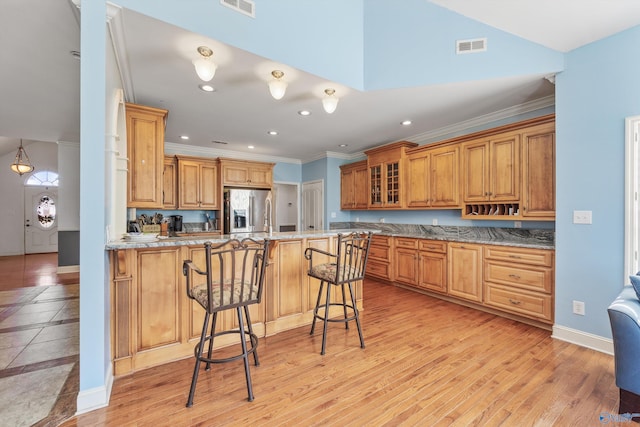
[219,158,274,189]
[521,123,555,219]
[365,141,417,209]
[177,156,219,210]
[163,155,177,209]
[462,132,520,204]
[405,144,460,209]
[125,103,168,208]
[340,160,368,210]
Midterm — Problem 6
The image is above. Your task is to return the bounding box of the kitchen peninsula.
[107,229,370,375]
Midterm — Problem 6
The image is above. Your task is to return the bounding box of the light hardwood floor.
[61,279,619,426]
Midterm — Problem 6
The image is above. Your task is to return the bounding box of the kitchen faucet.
[264,191,273,234]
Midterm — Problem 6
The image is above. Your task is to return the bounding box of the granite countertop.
[106,224,554,250]
[105,229,374,250]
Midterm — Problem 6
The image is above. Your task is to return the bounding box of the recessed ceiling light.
[401,120,412,126]
[298,110,311,116]
[199,84,215,92]
[339,144,348,147]
[267,130,278,136]
[180,135,189,140]
[248,145,255,149]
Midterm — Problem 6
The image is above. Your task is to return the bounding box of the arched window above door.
[26,171,59,186]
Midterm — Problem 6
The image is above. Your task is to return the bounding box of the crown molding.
[106,3,135,103]
[164,142,302,165]
[407,95,555,145]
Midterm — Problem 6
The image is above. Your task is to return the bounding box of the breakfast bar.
[106,229,367,376]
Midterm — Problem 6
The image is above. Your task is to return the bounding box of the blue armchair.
[608,285,640,417]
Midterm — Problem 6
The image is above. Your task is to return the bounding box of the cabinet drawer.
[484,246,553,267]
[395,237,418,249]
[371,235,391,247]
[369,244,391,260]
[366,259,392,280]
[484,283,553,323]
[485,262,552,293]
[419,240,447,253]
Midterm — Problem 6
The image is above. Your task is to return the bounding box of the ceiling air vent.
[456,38,487,54]
[221,0,255,18]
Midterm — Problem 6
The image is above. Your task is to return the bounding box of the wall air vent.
[221,0,255,18]
[456,38,487,54]
[212,140,229,145]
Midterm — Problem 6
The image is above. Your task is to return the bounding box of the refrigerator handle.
[248,196,254,227]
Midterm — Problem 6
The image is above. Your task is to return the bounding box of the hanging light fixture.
[192,46,217,82]
[268,70,287,100]
[322,88,339,114]
[10,139,35,176]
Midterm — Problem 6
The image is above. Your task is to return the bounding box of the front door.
[24,187,58,254]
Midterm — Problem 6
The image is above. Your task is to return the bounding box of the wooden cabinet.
[220,158,274,189]
[340,160,368,210]
[405,145,460,208]
[521,123,555,219]
[163,155,177,209]
[365,141,417,209]
[483,245,554,324]
[395,238,447,293]
[177,156,219,209]
[366,235,393,281]
[462,132,520,203]
[125,103,168,208]
[447,242,483,302]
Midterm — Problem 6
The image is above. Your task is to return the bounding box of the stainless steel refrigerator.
[224,188,272,234]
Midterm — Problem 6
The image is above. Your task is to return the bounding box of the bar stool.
[305,231,372,355]
[183,238,269,406]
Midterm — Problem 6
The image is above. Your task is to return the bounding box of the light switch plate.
[573,210,592,224]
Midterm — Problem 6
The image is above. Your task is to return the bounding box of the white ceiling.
[1,1,639,162]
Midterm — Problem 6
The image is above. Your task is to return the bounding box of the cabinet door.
[462,140,489,202]
[248,166,273,188]
[369,164,383,207]
[448,243,483,302]
[353,166,369,209]
[163,156,177,209]
[386,161,401,206]
[395,248,418,285]
[489,134,520,202]
[199,161,218,209]
[178,160,201,209]
[522,125,555,218]
[430,146,459,207]
[340,168,355,209]
[418,251,447,293]
[126,104,166,208]
[406,152,430,208]
[222,163,249,186]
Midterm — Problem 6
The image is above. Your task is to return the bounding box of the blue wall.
[555,26,640,338]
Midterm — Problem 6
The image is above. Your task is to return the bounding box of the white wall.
[0,141,58,256]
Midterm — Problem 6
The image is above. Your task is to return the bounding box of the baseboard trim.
[57,265,79,274]
[75,363,113,415]
[552,324,614,355]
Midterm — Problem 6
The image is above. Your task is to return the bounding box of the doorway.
[24,187,58,254]
[273,182,299,232]
[301,180,324,231]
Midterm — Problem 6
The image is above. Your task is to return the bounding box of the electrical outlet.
[331,212,336,218]
[572,300,585,316]
[573,210,592,224]
[514,221,522,228]
[432,218,438,226]
[355,217,360,222]
[379,217,385,223]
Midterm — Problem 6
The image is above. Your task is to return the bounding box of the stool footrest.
[194,329,259,365]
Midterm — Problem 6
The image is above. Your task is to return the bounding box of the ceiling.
[2,1,640,162]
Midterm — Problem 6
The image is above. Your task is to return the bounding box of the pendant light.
[192,46,217,82]
[10,139,35,176]
[322,88,339,114]
[268,70,287,100]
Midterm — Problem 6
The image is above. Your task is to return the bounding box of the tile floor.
[0,254,79,427]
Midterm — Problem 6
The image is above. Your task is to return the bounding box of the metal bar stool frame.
[183,238,269,406]
[305,231,372,355]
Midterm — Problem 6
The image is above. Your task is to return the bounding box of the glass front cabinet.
[364,141,417,209]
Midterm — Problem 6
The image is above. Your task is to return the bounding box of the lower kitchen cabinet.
[447,242,483,302]
[483,245,554,323]
[395,238,447,294]
[366,235,393,281]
